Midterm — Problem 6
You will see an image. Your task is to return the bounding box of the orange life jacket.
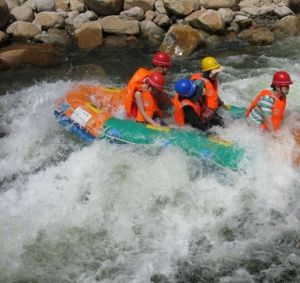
[124,68,152,117]
[136,90,162,123]
[173,94,201,127]
[191,73,219,110]
[245,89,286,131]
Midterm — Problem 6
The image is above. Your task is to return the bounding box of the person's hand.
[202,108,214,120]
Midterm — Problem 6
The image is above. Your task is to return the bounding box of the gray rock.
[100,15,140,35]
[120,6,144,21]
[83,0,123,16]
[140,20,165,46]
[35,0,55,12]
[124,0,155,12]
[11,5,34,22]
[0,31,9,46]
[6,21,41,39]
[0,0,9,28]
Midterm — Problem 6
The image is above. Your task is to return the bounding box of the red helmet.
[272,71,293,86]
[152,51,171,67]
[146,72,165,91]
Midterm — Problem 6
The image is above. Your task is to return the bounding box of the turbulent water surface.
[1,38,300,283]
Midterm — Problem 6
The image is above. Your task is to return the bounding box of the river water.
[1,38,300,282]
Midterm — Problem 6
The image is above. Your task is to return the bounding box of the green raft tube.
[55,104,245,171]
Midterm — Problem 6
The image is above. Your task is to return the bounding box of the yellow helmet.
[201,56,221,72]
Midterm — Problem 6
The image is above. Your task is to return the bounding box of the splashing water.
[1,38,300,282]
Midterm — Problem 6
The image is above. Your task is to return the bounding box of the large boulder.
[238,27,275,45]
[163,0,200,16]
[5,0,19,11]
[0,31,9,46]
[6,21,41,39]
[35,0,55,11]
[70,0,85,12]
[83,0,124,16]
[290,0,300,12]
[104,34,139,47]
[124,0,155,12]
[11,6,34,22]
[199,0,238,9]
[218,8,234,24]
[160,24,205,57]
[54,0,70,11]
[186,9,225,32]
[0,44,60,69]
[34,28,70,47]
[33,11,65,29]
[100,15,140,35]
[120,6,144,20]
[140,20,165,46]
[272,15,300,39]
[0,0,9,29]
[74,20,103,50]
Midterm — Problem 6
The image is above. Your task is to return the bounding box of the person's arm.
[183,106,207,131]
[134,91,160,127]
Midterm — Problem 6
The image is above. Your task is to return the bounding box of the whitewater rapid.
[1,38,300,282]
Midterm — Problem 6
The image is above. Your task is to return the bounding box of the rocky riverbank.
[1,0,300,68]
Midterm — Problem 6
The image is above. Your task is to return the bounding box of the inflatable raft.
[54,85,245,171]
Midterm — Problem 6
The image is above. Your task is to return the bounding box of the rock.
[0,43,60,69]
[33,11,65,29]
[140,20,165,46]
[83,0,123,16]
[5,0,20,11]
[11,5,34,22]
[274,6,294,18]
[65,10,79,25]
[54,0,69,11]
[155,0,166,14]
[163,0,200,17]
[160,24,205,57]
[85,10,97,20]
[186,9,225,32]
[124,0,155,12]
[104,34,139,47]
[70,0,85,12]
[6,21,41,39]
[290,0,300,12]
[233,14,253,29]
[35,0,55,12]
[218,8,234,24]
[199,0,238,9]
[34,28,70,46]
[0,0,9,28]
[72,12,89,29]
[205,34,223,47]
[100,15,140,35]
[74,20,103,50]
[153,13,172,28]
[24,0,37,10]
[238,27,275,45]
[144,10,155,21]
[272,15,300,39]
[120,6,144,21]
[0,31,9,46]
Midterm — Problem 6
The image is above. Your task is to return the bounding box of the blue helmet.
[175,79,196,98]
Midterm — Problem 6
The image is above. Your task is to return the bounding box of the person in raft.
[246,71,293,131]
[191,56,225,128]
[134,72,166,127]
[124,51,171,118]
